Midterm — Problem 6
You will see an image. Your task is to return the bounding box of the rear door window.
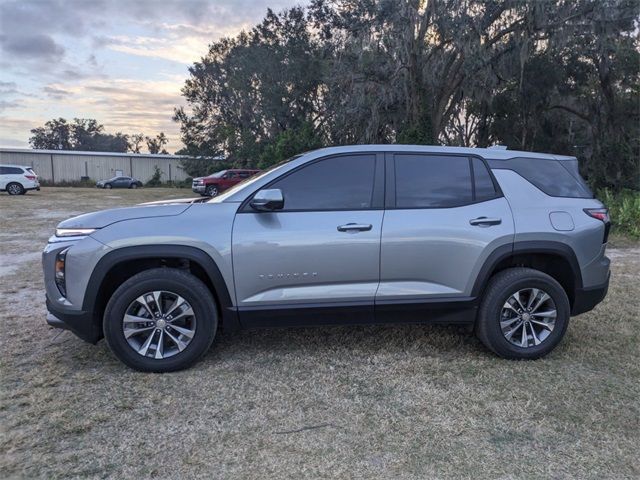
[472,158,498,202]
[394,154,473,208]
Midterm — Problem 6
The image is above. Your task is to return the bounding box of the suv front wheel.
[103,268,218,372]
[475,268,570,359]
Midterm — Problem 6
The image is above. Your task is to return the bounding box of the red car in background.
[192,169,261,197]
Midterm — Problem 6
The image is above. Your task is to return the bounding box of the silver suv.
[43,146,611,371]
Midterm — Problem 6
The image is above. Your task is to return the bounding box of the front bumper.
[192,185,205,193]
[46,296,102,344]
[572,272,610,316]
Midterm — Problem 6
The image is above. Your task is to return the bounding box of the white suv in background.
[0,164,40,195]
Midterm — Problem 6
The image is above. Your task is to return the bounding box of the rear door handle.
[469,217,502,226]
[337,223,373,232]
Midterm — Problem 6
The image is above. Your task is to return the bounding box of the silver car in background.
[43,145,610,371]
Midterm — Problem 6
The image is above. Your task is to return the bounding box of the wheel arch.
[83,245,239,337]
[472,241,583,308]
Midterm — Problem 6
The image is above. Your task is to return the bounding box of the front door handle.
[469,217,502,226]
[337,223,373,232]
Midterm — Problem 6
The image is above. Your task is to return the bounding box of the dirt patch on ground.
[1,187,639,478]
[0,252,41,276]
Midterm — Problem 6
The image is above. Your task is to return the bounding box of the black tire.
[103,268,218,372]
[105,183,112,189]
[130,183,138,189]
[475,267,570,359]
[6,182,24,195]
[205,185,218,197]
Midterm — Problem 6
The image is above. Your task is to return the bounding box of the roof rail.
[488,145,508,150]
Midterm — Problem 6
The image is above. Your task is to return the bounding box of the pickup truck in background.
[192,169,261,197]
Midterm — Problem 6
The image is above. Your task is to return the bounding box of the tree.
[29,119,174,155]
[29,118,130,152]
[174,6,324,165]
[29,118,73,150]
[130,133,145,153]
[146,133,169,154]
[259,121,324,168]
[175,0,639,190]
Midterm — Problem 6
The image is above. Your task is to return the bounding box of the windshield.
[209,155,302,203]
[208,170,227,178]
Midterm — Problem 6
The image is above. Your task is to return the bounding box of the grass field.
[1,187,639,479]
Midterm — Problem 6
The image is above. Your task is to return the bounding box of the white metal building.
[0,148,196,183]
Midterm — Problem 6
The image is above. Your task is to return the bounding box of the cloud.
[43,86,71,99]
[0,34,65,60]
[0,0,104,36]
[16,79,187,150]
[100,34,217,64]
[0,0,305,150]
[0,136,28,147]
[0,100,22,111]
[0,81,18,94]
[0,116,37,141]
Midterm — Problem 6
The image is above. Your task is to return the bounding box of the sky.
[0,0,301,152]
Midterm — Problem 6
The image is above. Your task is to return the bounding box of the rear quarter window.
[489,157,593,198]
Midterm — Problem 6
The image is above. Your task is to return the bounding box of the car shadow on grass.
[47,323,487,373]
[209,323,485,362]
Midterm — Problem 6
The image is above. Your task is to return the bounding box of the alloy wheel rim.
[8,184,20,194]
[123,290,197,359]
[500,288,557,348]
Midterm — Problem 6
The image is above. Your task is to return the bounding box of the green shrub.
[598,189,640,239]
[145,166,163,187]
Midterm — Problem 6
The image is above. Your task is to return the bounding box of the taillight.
[25,174,37,180]
[584,208,609,223]
[584,208,611,243]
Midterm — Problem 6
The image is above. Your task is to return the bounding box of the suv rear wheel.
[475,268,570,359]
[103,268,218,372]
[6,182,24,195]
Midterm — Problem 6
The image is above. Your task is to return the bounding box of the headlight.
[55,228,96,237]
[55,248,69,297]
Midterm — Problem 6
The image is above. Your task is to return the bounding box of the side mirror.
[250,189,284,211]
